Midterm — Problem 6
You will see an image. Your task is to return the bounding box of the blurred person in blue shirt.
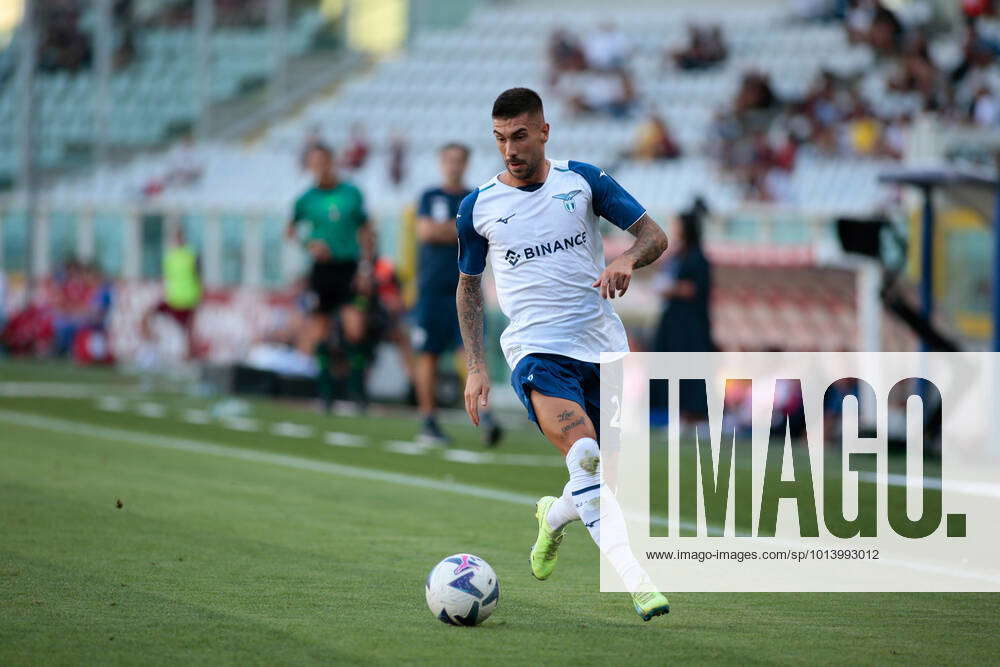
[650,202,714,424]
[412,143,502,446]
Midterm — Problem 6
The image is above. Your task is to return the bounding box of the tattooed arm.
[592,213,669,299]
[457,272,489,425]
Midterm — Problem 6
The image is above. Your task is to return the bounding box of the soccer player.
[413,143,503,446]
[288,143,374,408]
[456,88,671,620]
[141,227,201,359]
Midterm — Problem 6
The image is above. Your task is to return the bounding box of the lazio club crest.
[552,190,582,213]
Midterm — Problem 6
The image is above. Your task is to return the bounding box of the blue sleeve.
[568,161,646,230]
[456,189,488,275]
[416,189,433,218]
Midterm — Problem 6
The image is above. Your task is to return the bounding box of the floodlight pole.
[94,0,113,166]
[14,0,38,293]
[919,185,934,352]
[993,184,1000,351]
[194,0,214,140]
[268,0,289,116]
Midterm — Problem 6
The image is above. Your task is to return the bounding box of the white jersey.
[457,159,646,369]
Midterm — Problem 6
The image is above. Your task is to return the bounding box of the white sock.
[563,436,652,593]
[545,481,580,531]
[564,437,602,542]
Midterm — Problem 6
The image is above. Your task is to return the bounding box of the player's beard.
[507,154,542,182]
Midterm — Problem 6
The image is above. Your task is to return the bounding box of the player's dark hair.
[680,212,703,251]
[440,142,470,159]
[308,142,334,158]
[492,88,544,120]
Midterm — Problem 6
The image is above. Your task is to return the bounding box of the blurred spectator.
[52,258,96,355]
[113,0,136,69]
[141,227,202,360]
[710,71,783,195]
[880,114,909,158]
[771,378,807,438]
[951,21,999,87]
[887,34,942,107]
[300,124,327,168]
[215,0,267,27]
[734,71,781,117]
[33,0,133,72]
[800,69,848,151]
[706,48,931,197]
[567,70,636,119]
[824,377,862,442]
[37,2,92,73]
[583,21,631,71]
[761,127,798,201]
[70,263,115,365]
[388,133,408,187]
[85,263,114,327]
[868,3,904,55]
[789,0,838,22]
[1,258,112,361]
[652,203,714,355]
[962,0,993,19]
[671,24,728,71]
[342,123,371,170]
[650,202,714,420]
[142,138,204,198]
[630,113,682,160]
[846,107,883,155]
[548,29,587,84]
[845,0,878,43]
[972,86,1000,126]
[1,303,55,357]
[370,254,413,385]
[844,0,903,54]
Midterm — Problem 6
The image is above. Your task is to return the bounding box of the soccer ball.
[425,553,500,626]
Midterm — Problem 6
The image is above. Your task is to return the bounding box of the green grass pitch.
[1,360,998,665]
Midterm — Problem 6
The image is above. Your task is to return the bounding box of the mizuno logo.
[497,213,516,225]
[584,519,600,528]
[552,190,582,213]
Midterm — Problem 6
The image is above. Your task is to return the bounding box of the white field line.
[2,408,999,587]
[0,409,536,506]
[135,402,166,418]
[270,422,315,438]
[441,448,565,467]
[219,416,260,432]
[182,409,212,424]
[325,432,368,447]
[441,449,495,464]
[2,383,556,465]
[859,471,1000,500]
[385,440,437,455]
[7,383,998,491]
[97,397,127,412]
[0,382,128,398]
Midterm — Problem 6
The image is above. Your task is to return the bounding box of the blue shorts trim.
[509,353,601,432]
